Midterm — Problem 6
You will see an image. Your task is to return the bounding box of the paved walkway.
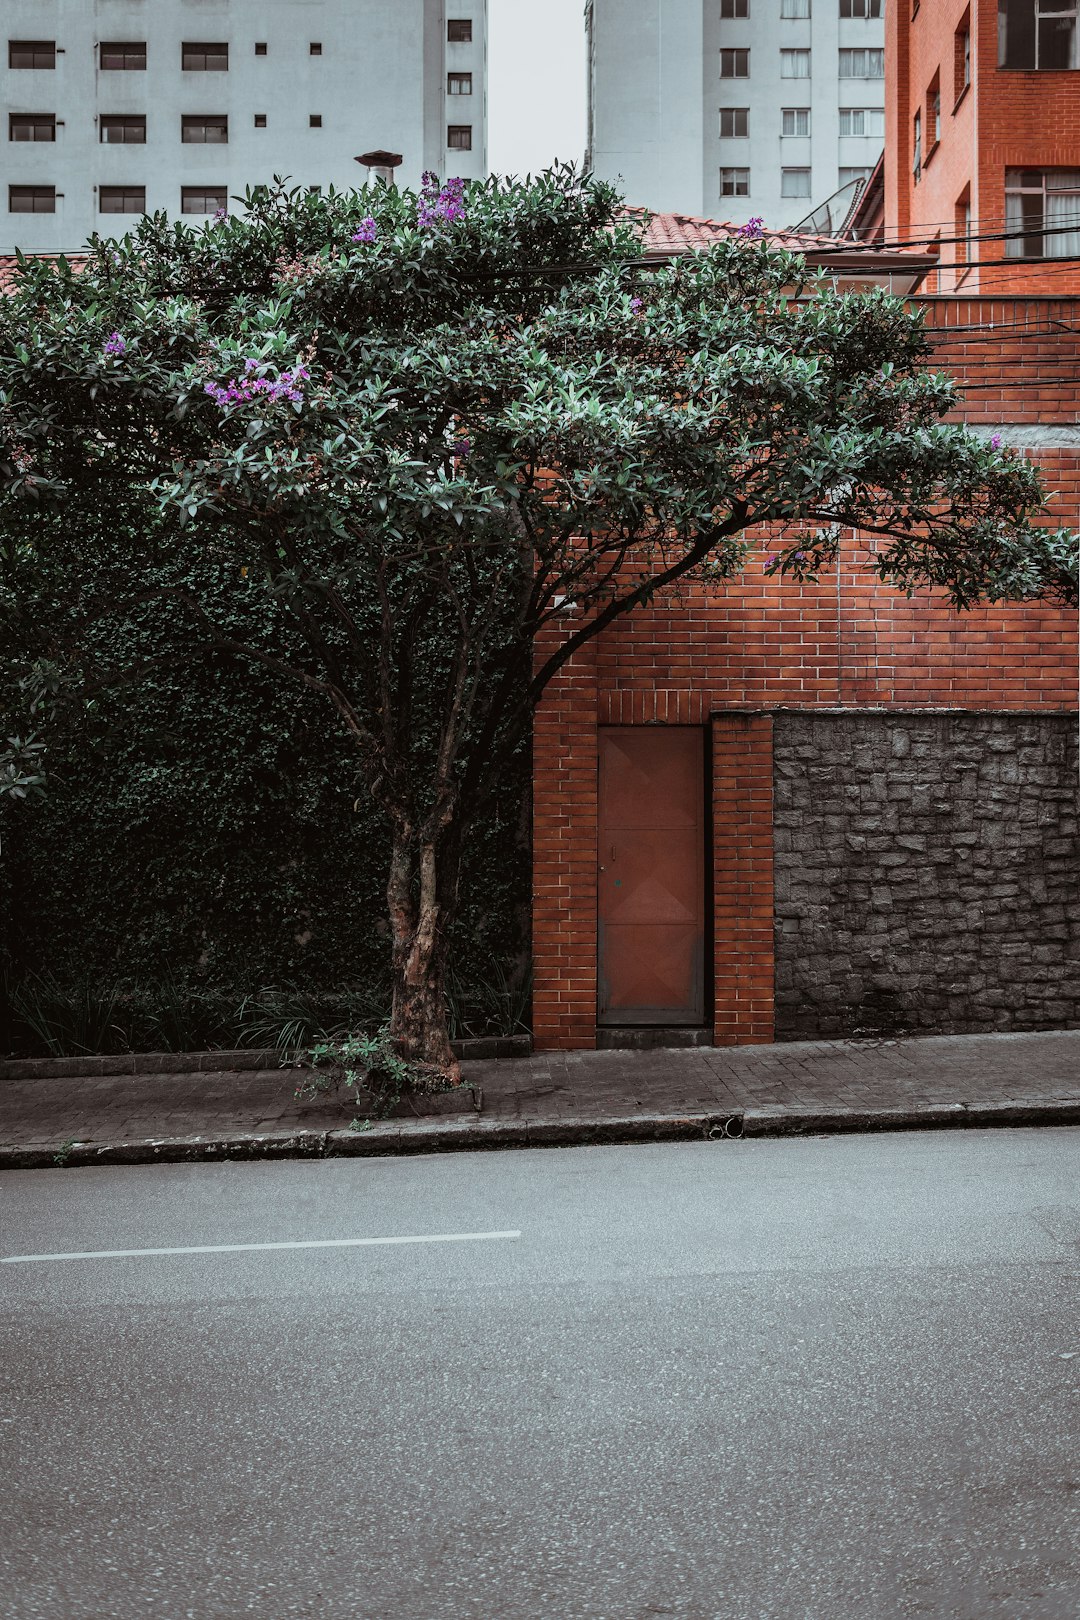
[2,1029,1078,1168]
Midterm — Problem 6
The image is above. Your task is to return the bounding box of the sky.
[487,0,588,177]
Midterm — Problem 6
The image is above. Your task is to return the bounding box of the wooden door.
[597,727,706,1026]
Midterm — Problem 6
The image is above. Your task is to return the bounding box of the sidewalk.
[1,1029,1078,1169]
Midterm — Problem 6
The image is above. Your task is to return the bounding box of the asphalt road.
[2,1130,1079,1620]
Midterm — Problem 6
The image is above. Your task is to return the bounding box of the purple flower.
[213,205,228,223]
[630,296,643,311]
[205,362,310,410]
[764,553,779,569]
[418,173,466,229]
[793,550,806,561]
[351,216,378,245]
[103,332,126,359]
[739,216,765,240]
[451,437,471,457]
[990,433,1002,449]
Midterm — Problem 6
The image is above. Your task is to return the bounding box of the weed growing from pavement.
[294,1026,458,1122]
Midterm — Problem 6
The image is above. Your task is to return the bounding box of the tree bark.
[386,818,462,1084]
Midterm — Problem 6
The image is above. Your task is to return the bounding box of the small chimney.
[355,150,404,186]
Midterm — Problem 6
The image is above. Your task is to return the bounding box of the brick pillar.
[531,636,599,1051]
[712,712,775,1044]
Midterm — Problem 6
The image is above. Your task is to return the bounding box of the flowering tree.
[0,170,1074,1074]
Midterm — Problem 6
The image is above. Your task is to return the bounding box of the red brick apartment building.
[882,0,1080,296]
[531,207,1080,1053]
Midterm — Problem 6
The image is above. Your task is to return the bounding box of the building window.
[182,186,227,214]
[448,19,473,42]
[781,0,811,15]
[781,167,812,196]
[254,113,267,127]
[840,0,882,14]
[100,115,146,143]
[447,71,473,93]
[838,106,884,135]
[839,47,885,75]
[720,167,750,195]
[912,109,922,178]
[182,115,228,143]
[720,48,750,76]
[310,42,322,55]
[10,113,56,142]
[100,185,146,214]
[255,42,267,56]
[781,106,811,134]
[781,49,812,76]
[927,72,941,144]
[956,13,972,94]
[8,41,56,70]
[447,124,472,149]
[9,184,55,212]
[1005,168,1080,255]
[955,188,972,263]
[309,114,322,127]
[839,165,872,184]
[99,42,146,70]
[720,107,749,136]
[721,0,749,14]
[182,43,229,71]
[999,0,1079,69]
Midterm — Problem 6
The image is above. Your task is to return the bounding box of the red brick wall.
[712,715,774,1045]
[531,294,1080,1051]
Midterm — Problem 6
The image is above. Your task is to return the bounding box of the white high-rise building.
[585,0,884,229]
[1,0,487,254]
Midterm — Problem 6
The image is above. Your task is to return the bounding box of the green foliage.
[296,1025,457,1122]
[0,488,529,1055]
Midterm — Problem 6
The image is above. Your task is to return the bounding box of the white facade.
[585,0,883,229]
[1,0,487,253]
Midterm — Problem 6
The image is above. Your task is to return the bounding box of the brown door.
[597,727,706,1026]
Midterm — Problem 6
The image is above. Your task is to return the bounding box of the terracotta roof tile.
[632,207,928,267]
[0,253,87,294]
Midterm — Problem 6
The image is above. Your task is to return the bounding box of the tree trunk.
[386,819,461,1085]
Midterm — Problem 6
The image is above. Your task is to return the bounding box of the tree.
[0,169,1075,1076]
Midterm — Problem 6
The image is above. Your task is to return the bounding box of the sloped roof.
[633,207,932,280]
[0,204,934,293]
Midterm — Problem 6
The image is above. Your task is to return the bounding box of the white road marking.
[1,1230,522,1265]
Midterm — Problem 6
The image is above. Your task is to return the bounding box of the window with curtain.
[839,47,884,74]
[839,107,884,135]
[781,49,811,76]
[1005,169,1080,255]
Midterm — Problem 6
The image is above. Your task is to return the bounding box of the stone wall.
[772,711,1080,1039]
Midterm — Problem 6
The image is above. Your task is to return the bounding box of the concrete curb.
[0,1033,532,1083]
[4,1095,1080,1169]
